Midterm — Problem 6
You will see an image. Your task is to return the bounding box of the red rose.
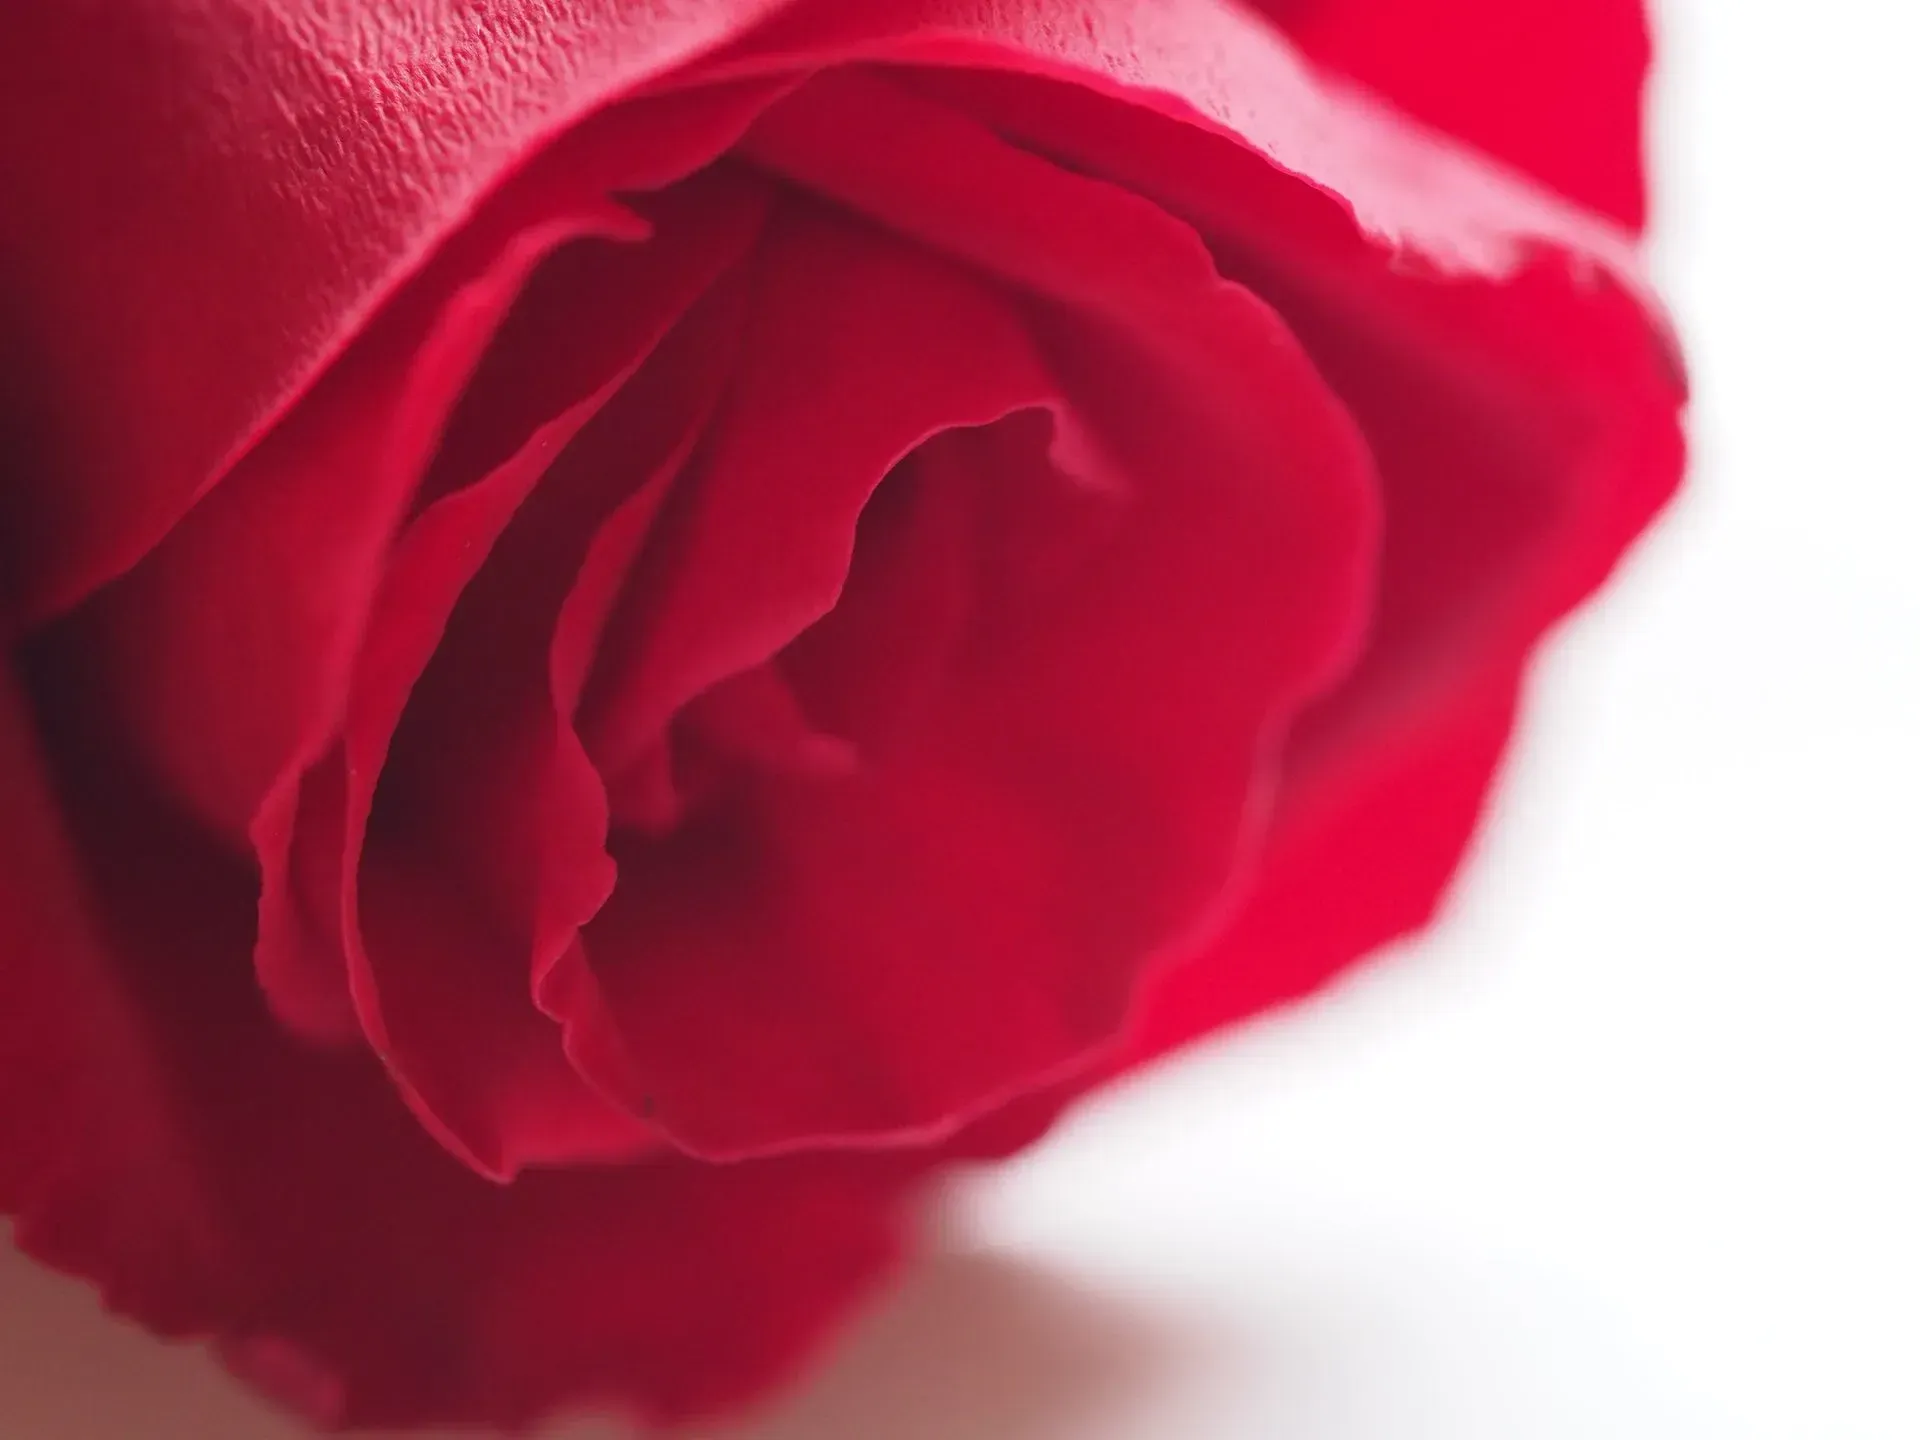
[0,0,1682,1430]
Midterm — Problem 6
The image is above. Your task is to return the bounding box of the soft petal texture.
[5,663,935,1429]
[702,0,1644,280]
[0,670,233,1333]
[1124,666,1524,1061]
[0,0,1683,1429]
[63,82,784,852]
[937,60,1682,744]
[549,203,1128,1153]
[568,199,1069,785]
[0,5,793,621]
[898,63,1683,1060]
[1263,0,1654,228]
[0,0,1646,640]
[319,182,769,1179]
[534,75,1375,1160]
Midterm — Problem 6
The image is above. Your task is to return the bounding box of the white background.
[4,1,1917,1436]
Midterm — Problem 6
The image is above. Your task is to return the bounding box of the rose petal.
[2,708,921,1428]
[548,76,1373,1160]
[1122,256,1684,1058]
[0,3,1682,1435]
[548,196,1080,1148]
[956,65,1681,756]
[0,664,232,1332]
[699,0,1638,283]
[326,187,768,1178]
[244,204,652,1047]
[64,207,632,849]
[56,81,787,877]
[0,8,796,621]
[0,0,1638,598]
[897,61,1684,1053]
[1261,0,1654,227]
[574,200,1059,783]
[776,426,982,759]
[1123,664,1523,1063]
[743,68,1377,935]
[578,670,1143,1160]
[679,662,863,784]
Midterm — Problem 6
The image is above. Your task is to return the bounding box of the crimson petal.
[333,189,768,1178]
[549,75,1374,1160]
[0,670,232,1333]
[1262,0,1654,228]
[0,9,796,622]
[4,711,922,1427]
[897,61,1683,1064]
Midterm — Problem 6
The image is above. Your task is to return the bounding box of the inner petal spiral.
[286,69,1377,1177]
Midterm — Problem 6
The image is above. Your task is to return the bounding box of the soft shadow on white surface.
[0,1235,306,1440]
[2,1196,1725,1440]
[711,1244,1200,1440]
[0,1235,1201,1440]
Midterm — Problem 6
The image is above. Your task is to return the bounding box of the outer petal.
[0,1,797,621]
[1126,289,1681,1062]
[0,664,233,1334]
[699,0,1645,281]
[2,673,928,1430]
[8,0,1654,840]
[1259,0,1654,228]
[65,82,784,852]
[888,57,1684,1065]
[1123,665,1522,1061]
[0,0,1653,635]
[335,191,765,1177]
